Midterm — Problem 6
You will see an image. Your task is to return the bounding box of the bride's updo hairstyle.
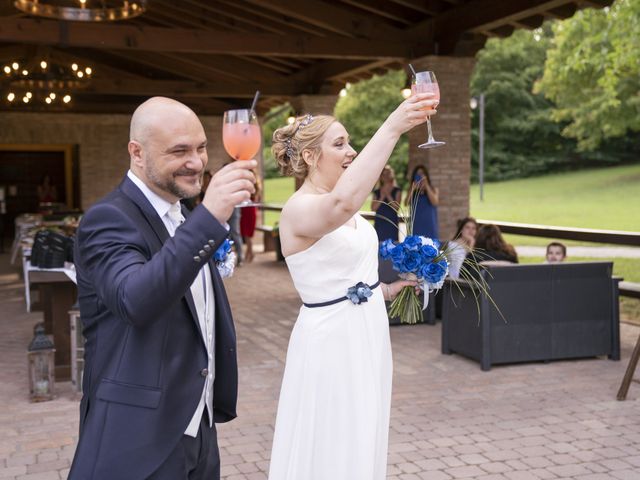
[272,114,335,179]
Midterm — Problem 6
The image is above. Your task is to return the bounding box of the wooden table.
[29,269,77,381]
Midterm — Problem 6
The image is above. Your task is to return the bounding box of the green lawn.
[470,163,640,246]
[264,163,640,240]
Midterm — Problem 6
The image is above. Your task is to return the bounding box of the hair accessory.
[284,114,314,159]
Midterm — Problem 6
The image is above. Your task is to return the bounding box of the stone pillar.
[289,94,338,190]
[290,94,338,117]
[408,56,475,240]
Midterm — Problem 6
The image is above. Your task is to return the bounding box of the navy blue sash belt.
[303,280,380,308]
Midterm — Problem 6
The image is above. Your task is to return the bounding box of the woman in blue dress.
[406,164,439,239]
[372,166,402,242]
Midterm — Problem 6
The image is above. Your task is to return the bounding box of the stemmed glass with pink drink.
[222,108,261,206]
[411,71,445,149]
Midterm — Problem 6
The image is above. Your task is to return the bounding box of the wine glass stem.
[426,115,436,143]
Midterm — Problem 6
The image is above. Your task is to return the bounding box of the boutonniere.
[214,239,236,279]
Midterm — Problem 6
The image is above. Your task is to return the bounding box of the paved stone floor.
[1,251,640,480]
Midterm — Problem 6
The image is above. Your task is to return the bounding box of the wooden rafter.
[0,18,410,59]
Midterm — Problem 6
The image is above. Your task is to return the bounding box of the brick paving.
[1,251,640,480]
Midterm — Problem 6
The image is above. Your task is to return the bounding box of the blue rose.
[420,244,438,261]
[421,261,447,284]
[214,239,233,262]
[401,251,422,273]
[379,239,396,260]
[403,235,422,251]
[390,245,406,270]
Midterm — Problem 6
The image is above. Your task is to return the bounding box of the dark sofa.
[441,261,621,370]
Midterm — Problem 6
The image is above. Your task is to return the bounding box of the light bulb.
[77,71,84,78]
[12,62,19,70]
[71,63,78,71]
[3,66,10,74]
[339,88,347,97]
[287,116,295,125]
[401,88,412,99]
[23,96,29,103]
[40,61,47,69]
[49,93,56,99]
[7,92,15,102]
[63,95,71,103]
[85,67,92,75]
[22,69,28,76]
[26,92,33,99]
[45,97,52,104]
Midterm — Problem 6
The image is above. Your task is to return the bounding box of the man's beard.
[145,162,202,200]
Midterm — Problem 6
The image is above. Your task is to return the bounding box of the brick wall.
[0,112,226,210]
[408,55,475,240]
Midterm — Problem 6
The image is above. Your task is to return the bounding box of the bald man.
[69,97,256,480]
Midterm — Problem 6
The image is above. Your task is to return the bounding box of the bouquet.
[214,239,236,279]
[377,177,500,325]
[380,236,449,324]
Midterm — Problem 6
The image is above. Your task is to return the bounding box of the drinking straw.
[250,90,260,112]
[408,63,417,76]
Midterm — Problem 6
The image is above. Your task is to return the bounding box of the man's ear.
[128,141,144,169]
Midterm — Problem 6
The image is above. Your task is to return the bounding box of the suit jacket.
[68,177,238,480]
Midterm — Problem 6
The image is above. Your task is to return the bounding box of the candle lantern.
[27,323,56,402]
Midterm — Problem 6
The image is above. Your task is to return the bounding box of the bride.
[267,92,437,480]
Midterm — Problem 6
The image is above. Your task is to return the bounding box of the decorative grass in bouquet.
[377,177,501,325]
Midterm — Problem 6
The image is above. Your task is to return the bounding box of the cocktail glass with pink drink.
[411,71,445,149]
[222,108,261,206]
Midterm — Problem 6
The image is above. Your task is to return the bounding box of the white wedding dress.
[268,214,392,480]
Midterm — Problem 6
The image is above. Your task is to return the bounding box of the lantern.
[27,323,55,402]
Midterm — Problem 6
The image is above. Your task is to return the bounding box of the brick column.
[289,94,338,189]
[290,94,338,116]
[408,56,475,240]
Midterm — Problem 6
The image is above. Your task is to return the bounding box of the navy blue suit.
[69,177,238,479]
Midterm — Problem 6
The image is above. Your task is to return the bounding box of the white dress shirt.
[127,170,215,437]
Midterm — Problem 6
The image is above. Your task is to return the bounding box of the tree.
[334,70,410,189]
[535,0,640,151]
[471,24,576,181]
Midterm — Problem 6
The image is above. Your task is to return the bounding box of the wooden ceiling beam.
[240,0,403,38]
[151,0,254,33]
[544,3,578,19]
[338,0,416,25]
[177,0,293,36]
[0,18,410,59]
[80,78,299,97]
[388,0,449,15]
[203,0,328,36]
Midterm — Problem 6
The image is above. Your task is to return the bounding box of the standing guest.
[240,172,261,263]
[37,173,57,203]
[447,216,478,279]
[473,223,519,263]
[406,164,439,239]
[546,241,567,263]
[371,165,402,242]
[69,97,256,480]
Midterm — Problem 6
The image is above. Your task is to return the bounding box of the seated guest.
[546,241,567,263]
[372,165,402,242]
[472,224,519,263]
[447,216,478,279]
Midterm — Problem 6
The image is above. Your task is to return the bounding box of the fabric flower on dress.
[345,282,374,305]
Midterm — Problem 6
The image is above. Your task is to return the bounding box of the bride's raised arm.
[274,92,436,243]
